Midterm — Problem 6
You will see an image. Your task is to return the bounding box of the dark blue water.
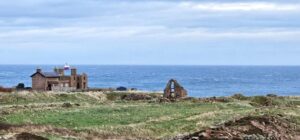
[0,65,300,97]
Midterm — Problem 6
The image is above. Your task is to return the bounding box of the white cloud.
[1,26,300,43]
[179,2,300,11]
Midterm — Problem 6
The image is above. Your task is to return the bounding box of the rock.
[62,103,72,108]
[191,136,199,140]
[198,132,209,138]
[159,98,170,103]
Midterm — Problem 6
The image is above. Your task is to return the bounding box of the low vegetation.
[0,91,299,139]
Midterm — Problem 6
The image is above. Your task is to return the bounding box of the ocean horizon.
[1,65,300,97]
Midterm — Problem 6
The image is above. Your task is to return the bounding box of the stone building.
[163,79,187,99]
[31,67,88,91]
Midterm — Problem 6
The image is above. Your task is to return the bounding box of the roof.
[43,72,59,77]
[31,72,59,78]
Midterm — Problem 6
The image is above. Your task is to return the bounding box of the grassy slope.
[0,92,299,139]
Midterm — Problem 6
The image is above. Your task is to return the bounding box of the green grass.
[0,92,299,139]
[1,101,254,139]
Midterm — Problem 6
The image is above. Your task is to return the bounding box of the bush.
[266,94,278,97]
[251,96,272,106]
[232,93,248,100]
[0,86,13,93]
[16,83,25,90]
[106,92,129,101]
[121,93,152,101]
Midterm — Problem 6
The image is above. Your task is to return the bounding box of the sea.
[0,65,300,97]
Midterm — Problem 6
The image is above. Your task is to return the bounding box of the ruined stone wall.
[163,79,187,99]
[70,75,77,88]
[82,74,88,89]
[76,74,88,90]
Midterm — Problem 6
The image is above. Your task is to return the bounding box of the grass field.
[0,91,299,139]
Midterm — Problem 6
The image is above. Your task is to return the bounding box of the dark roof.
[31,72,59,78]
[42,72,59,77]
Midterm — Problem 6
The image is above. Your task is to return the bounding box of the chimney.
[54,67,59,73]
[71,68,77,76]
[58,68,64,76]
[36,68,42,73]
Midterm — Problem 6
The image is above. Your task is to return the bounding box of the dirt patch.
[0,123,13,130]
[15,132,49,140]
[174,115,300,140]
[0,124,49,140]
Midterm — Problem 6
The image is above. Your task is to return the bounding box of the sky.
[0,0,300,65]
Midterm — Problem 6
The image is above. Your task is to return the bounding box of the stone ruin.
[163,79,187,99]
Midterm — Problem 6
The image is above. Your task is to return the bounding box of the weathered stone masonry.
[31,67,88,91]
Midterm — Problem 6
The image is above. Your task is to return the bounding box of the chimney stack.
[58,68,64,76]
[54,67,59,73]
[71,68,77,76]
[36,68,42,73]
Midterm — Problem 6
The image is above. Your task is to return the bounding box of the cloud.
[179,2,300,11]
[0,26,300,44]
[0,0,299,65]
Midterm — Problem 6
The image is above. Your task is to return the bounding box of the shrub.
[251,96,272,106]
[121,93,152,101]
[106,92,129,101]
[0,86,13,93]
[16,83,25,90]
[266,94,278,97]
[232,93,248,100]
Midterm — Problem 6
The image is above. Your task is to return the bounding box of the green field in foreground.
[0,92,299,139]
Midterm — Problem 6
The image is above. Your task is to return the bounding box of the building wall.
[32,74,46,91]
[70,75,77,88]
[45,77,60,90]
[76,74,88,90]
[31,69,88,91]
[82,74,88,89]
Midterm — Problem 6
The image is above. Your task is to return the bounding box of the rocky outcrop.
[173,115,300,140]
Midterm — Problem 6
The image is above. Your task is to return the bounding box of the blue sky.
[0,0,300,65]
